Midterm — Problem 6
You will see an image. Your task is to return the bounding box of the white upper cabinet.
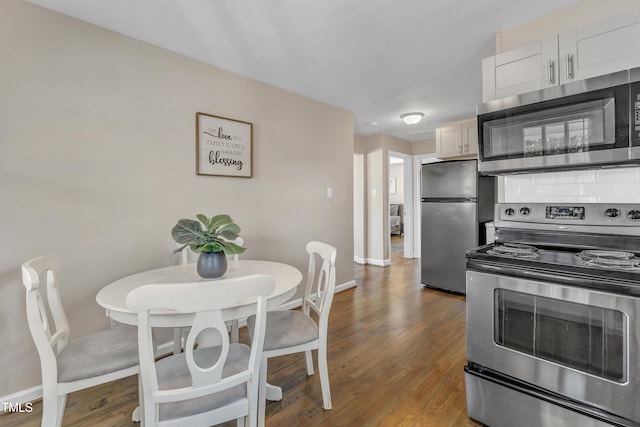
[436,118,478,159]
[462,119,479,157]
[482,36,558,102]
[483,9,640,102]
[436,123,462,159]
[559,10,640,84]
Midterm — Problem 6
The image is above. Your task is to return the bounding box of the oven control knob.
[519,207,531,216]
[505,208,515,217]
[605,208,621,218]
[628,210,640,221]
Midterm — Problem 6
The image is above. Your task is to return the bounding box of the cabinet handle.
[548,60,555,85]
[464,142,469,154]
[566,54,574,80]
[458,144,463,155]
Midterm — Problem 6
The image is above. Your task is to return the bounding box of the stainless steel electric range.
[465,203,640,427]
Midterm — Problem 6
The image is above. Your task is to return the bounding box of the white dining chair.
[247,241,337,426]
[173,237,245,353]
[227,237,244,342]
[229,236,244,263]
[173,242,193,354]
[21,255,139,427]
[126,274,274,427]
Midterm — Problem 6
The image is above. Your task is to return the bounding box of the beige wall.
[353,135,368,263]
[412,138,436,155]
[497,0,640,52]
[389,163,404,205]
[0,0,354,397]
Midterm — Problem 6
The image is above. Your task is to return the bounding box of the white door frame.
[388,150,413,258]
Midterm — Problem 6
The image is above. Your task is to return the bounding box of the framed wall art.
[389,177,397,194]
[196,112,253,177]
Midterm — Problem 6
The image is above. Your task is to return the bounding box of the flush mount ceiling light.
[400,112,424,125]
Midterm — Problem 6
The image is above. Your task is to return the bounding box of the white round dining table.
[96,259,303,327]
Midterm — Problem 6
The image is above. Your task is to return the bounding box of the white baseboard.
[1,280,358,408]
[353,256,391,267]
[337,280,357,292]
[366,258,390,267]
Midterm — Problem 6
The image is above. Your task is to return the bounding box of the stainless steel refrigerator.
[421,159,494,294]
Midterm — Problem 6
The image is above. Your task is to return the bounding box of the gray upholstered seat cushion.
[156,343,250,421]
[57,325,138,383]
[248,310,319,351]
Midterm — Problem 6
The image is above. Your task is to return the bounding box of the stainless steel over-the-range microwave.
[476,68,640,174]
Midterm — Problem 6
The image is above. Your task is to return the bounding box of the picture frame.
[389,177,397,194]
[196,112,253,177]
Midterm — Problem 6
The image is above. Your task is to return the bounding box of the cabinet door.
[436,124,462,158]
[482,35,559,102]
[461,119,478,156]
[560,10,640,84]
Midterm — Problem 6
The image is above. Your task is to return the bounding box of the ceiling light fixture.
[400,112,424,125]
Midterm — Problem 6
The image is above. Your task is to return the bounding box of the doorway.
[388,151,413,261]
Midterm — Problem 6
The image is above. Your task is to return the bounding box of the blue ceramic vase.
[197,251,227,279]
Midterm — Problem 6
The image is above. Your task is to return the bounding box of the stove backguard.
[493,203,640,251]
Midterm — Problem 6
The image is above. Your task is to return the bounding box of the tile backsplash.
[504,167,640,203]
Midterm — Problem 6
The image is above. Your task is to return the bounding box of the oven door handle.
[467,259,640,297]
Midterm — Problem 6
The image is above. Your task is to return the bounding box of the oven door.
[476,69,631,174]
[467,269,640,423]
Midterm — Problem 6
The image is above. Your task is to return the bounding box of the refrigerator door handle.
[422,198,477,203]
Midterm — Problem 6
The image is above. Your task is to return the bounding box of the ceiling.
[26,0,581,142]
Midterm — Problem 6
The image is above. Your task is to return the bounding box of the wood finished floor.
[2,236,480,426]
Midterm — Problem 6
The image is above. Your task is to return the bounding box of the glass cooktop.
[469,242,640,280]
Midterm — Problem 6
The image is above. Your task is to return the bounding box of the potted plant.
[171,214,246,278]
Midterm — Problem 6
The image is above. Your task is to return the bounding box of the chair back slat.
[229,237,244,262]
[184,310,229,388]
[45,269,70,351]
[35,293,52,341]
[175,236,244,265]
[21,255,70,355]
[303,242,337,321]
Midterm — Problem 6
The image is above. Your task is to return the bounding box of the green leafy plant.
[172,214,246,255]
